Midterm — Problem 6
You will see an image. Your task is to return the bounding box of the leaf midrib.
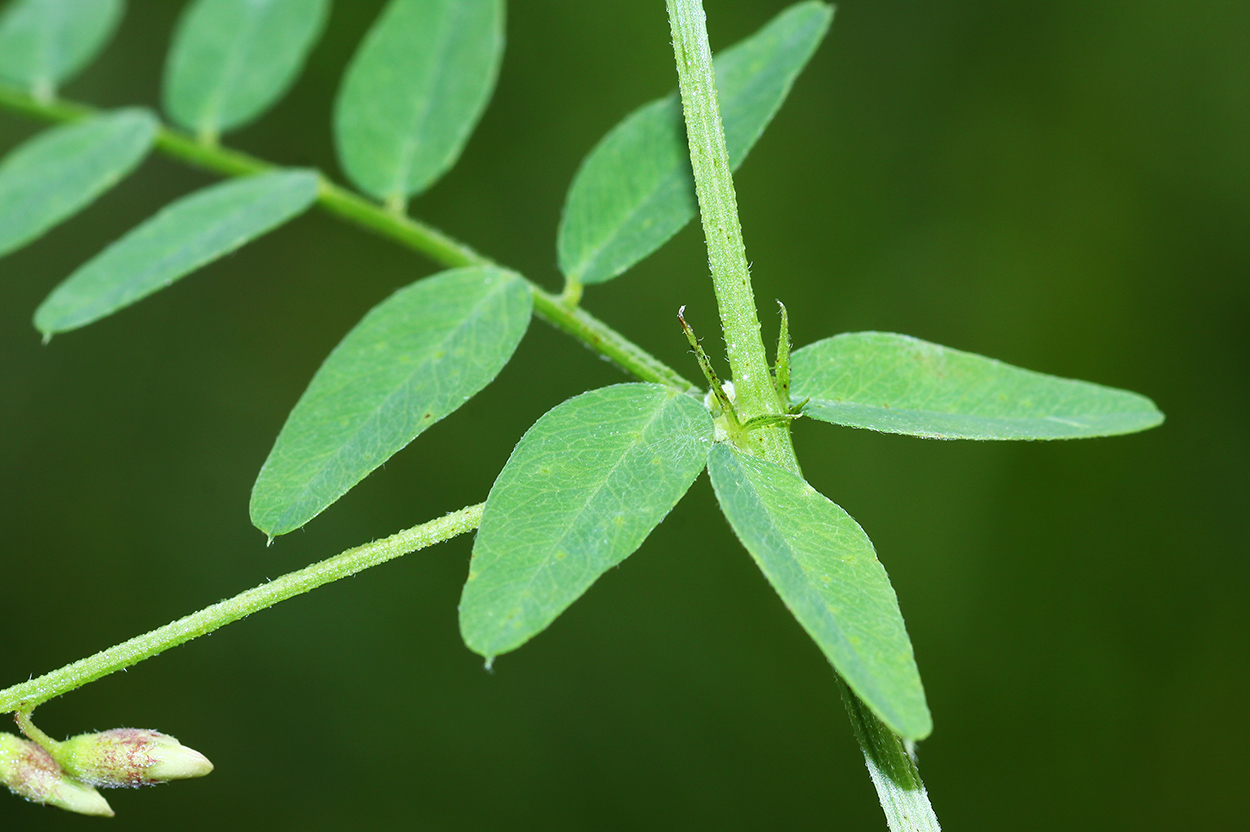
[804,397,1150,425]
[197,0,274,133]
[569,96,686,282]
[481,390,684,614]
[393,0,465,199]
[721,449,890,712]
[267,276,514,529]
[87,175,304,303]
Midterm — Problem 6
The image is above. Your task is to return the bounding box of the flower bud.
[0,733,113,816]
[55,728,213,788]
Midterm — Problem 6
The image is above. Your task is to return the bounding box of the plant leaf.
[163,0,331,138]
[791,332,1165,440]
[460,384,714,660]
[0,0,124,97]
[34,169,319,336]
[334,0,504,203]
[707,444,931,740]
[250,266,533,537]
[558,1,833,286]
[0,108,155,259]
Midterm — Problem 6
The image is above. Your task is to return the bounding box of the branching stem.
[13,711,59,751]
[0,85,694,392]
[0,73,699,715]
[665,0,798,473]
[665,3,939,828]
[1,22,937,828]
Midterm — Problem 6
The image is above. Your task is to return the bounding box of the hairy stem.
[0,505,483,713]
[665,4,939,828]
[0,74,694,714]
[13,711,59,751]
[0,85,694,392]
[665,0,798,471]
[841,681,942,832]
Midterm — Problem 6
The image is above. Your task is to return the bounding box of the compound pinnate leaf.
[558,1,832,286]
[163,0,330,139]
[251,266,532,537]
[0,108,155,259]
[460,384,714,660]
[708,444,931,740]
[790,332,1165,440]
[34,169,319,336]
[0,0,123,97]
[334,0,504,203]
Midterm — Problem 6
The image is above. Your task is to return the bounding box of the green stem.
[538,297,693,390]
[0,85,693,392]
[665,0,798,470]
[841,681,942,832]
[13,711,60,752]
[0,505,483,713]
[0,84,92,122]
[665,5,939,829]
[0,74,696,713]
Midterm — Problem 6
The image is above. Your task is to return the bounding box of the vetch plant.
[0,0,1163,827]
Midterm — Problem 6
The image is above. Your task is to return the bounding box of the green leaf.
[0,108,155,259]
[790,332,1165,440]
[163,0,330,139]
[0,0,124,98]
[334,0,504,203]
[34,169,319,336]
[251,266,533,537]
[558,1,832,286]
[460,384,714,660]
[707,444,931,740]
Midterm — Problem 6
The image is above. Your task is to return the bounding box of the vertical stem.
[665,0,798,473]
[841,682,942,832]
[666,5,942,830]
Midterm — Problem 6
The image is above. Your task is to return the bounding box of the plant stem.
[665,4,940,829]
[665,0,798,471]
[0,77,694,714]
[13,711,60,752]
[0,505,483,714]
[841,681,942,832]
[0,84,694,392]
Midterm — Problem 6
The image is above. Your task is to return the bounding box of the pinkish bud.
[55,728,213,788]
[0,733,113,816]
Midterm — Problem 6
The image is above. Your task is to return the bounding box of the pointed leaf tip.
[251,266,533,537]
[709,444,932,740]
[34,169,319,336]
[791,332,1164,441]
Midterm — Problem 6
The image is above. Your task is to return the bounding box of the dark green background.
[2,1,1246,828]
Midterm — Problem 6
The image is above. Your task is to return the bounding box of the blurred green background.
[2,0,1246,828]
